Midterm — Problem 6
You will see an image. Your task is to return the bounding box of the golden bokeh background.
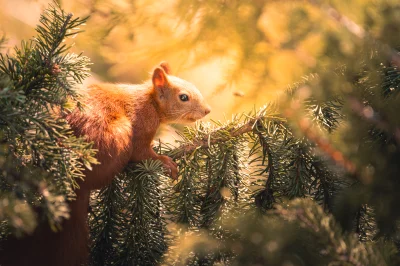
[0,0,378,142]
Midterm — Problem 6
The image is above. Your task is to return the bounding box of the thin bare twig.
[308,0,400,68]
[169,119,257,160]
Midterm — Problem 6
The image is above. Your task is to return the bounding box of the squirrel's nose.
[204,107,211,115]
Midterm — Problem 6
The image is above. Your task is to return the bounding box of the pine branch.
[89,177,125,266]
[170,121,253,159]
[169,156,201,227]
[252,131,279,211]
[348,96,400,145]
[114,160,168,266]
[168,106,286,160]
[275,199,395,265]
[308,0,400,68]
[0,0,96,235]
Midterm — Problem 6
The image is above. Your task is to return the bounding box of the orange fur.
[0,63,210,266]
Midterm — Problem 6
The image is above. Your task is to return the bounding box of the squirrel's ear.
[159,61,171,75]
[152,67,168,88]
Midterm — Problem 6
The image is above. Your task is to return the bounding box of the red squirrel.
[0,62,210,266]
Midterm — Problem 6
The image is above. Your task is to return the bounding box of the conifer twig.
[348,96,400,145]
[308,0,400,68]
[170,116,267,159]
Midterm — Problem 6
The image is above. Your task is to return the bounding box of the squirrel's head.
[152,62,211,123]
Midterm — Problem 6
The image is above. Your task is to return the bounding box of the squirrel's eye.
[179,94,189,102]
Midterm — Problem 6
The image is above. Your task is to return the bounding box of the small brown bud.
[233,91,245,97]
[51,64,62,75]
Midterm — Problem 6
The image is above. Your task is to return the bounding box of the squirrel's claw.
[158,155,178,180]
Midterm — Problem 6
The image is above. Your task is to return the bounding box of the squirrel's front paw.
[158,155,178,180]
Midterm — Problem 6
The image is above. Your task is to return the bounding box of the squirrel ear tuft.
[159,61,171,75]
[152,67,168,89]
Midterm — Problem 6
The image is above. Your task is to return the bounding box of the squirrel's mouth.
[180,116,200,123]
[181,111,208,123]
